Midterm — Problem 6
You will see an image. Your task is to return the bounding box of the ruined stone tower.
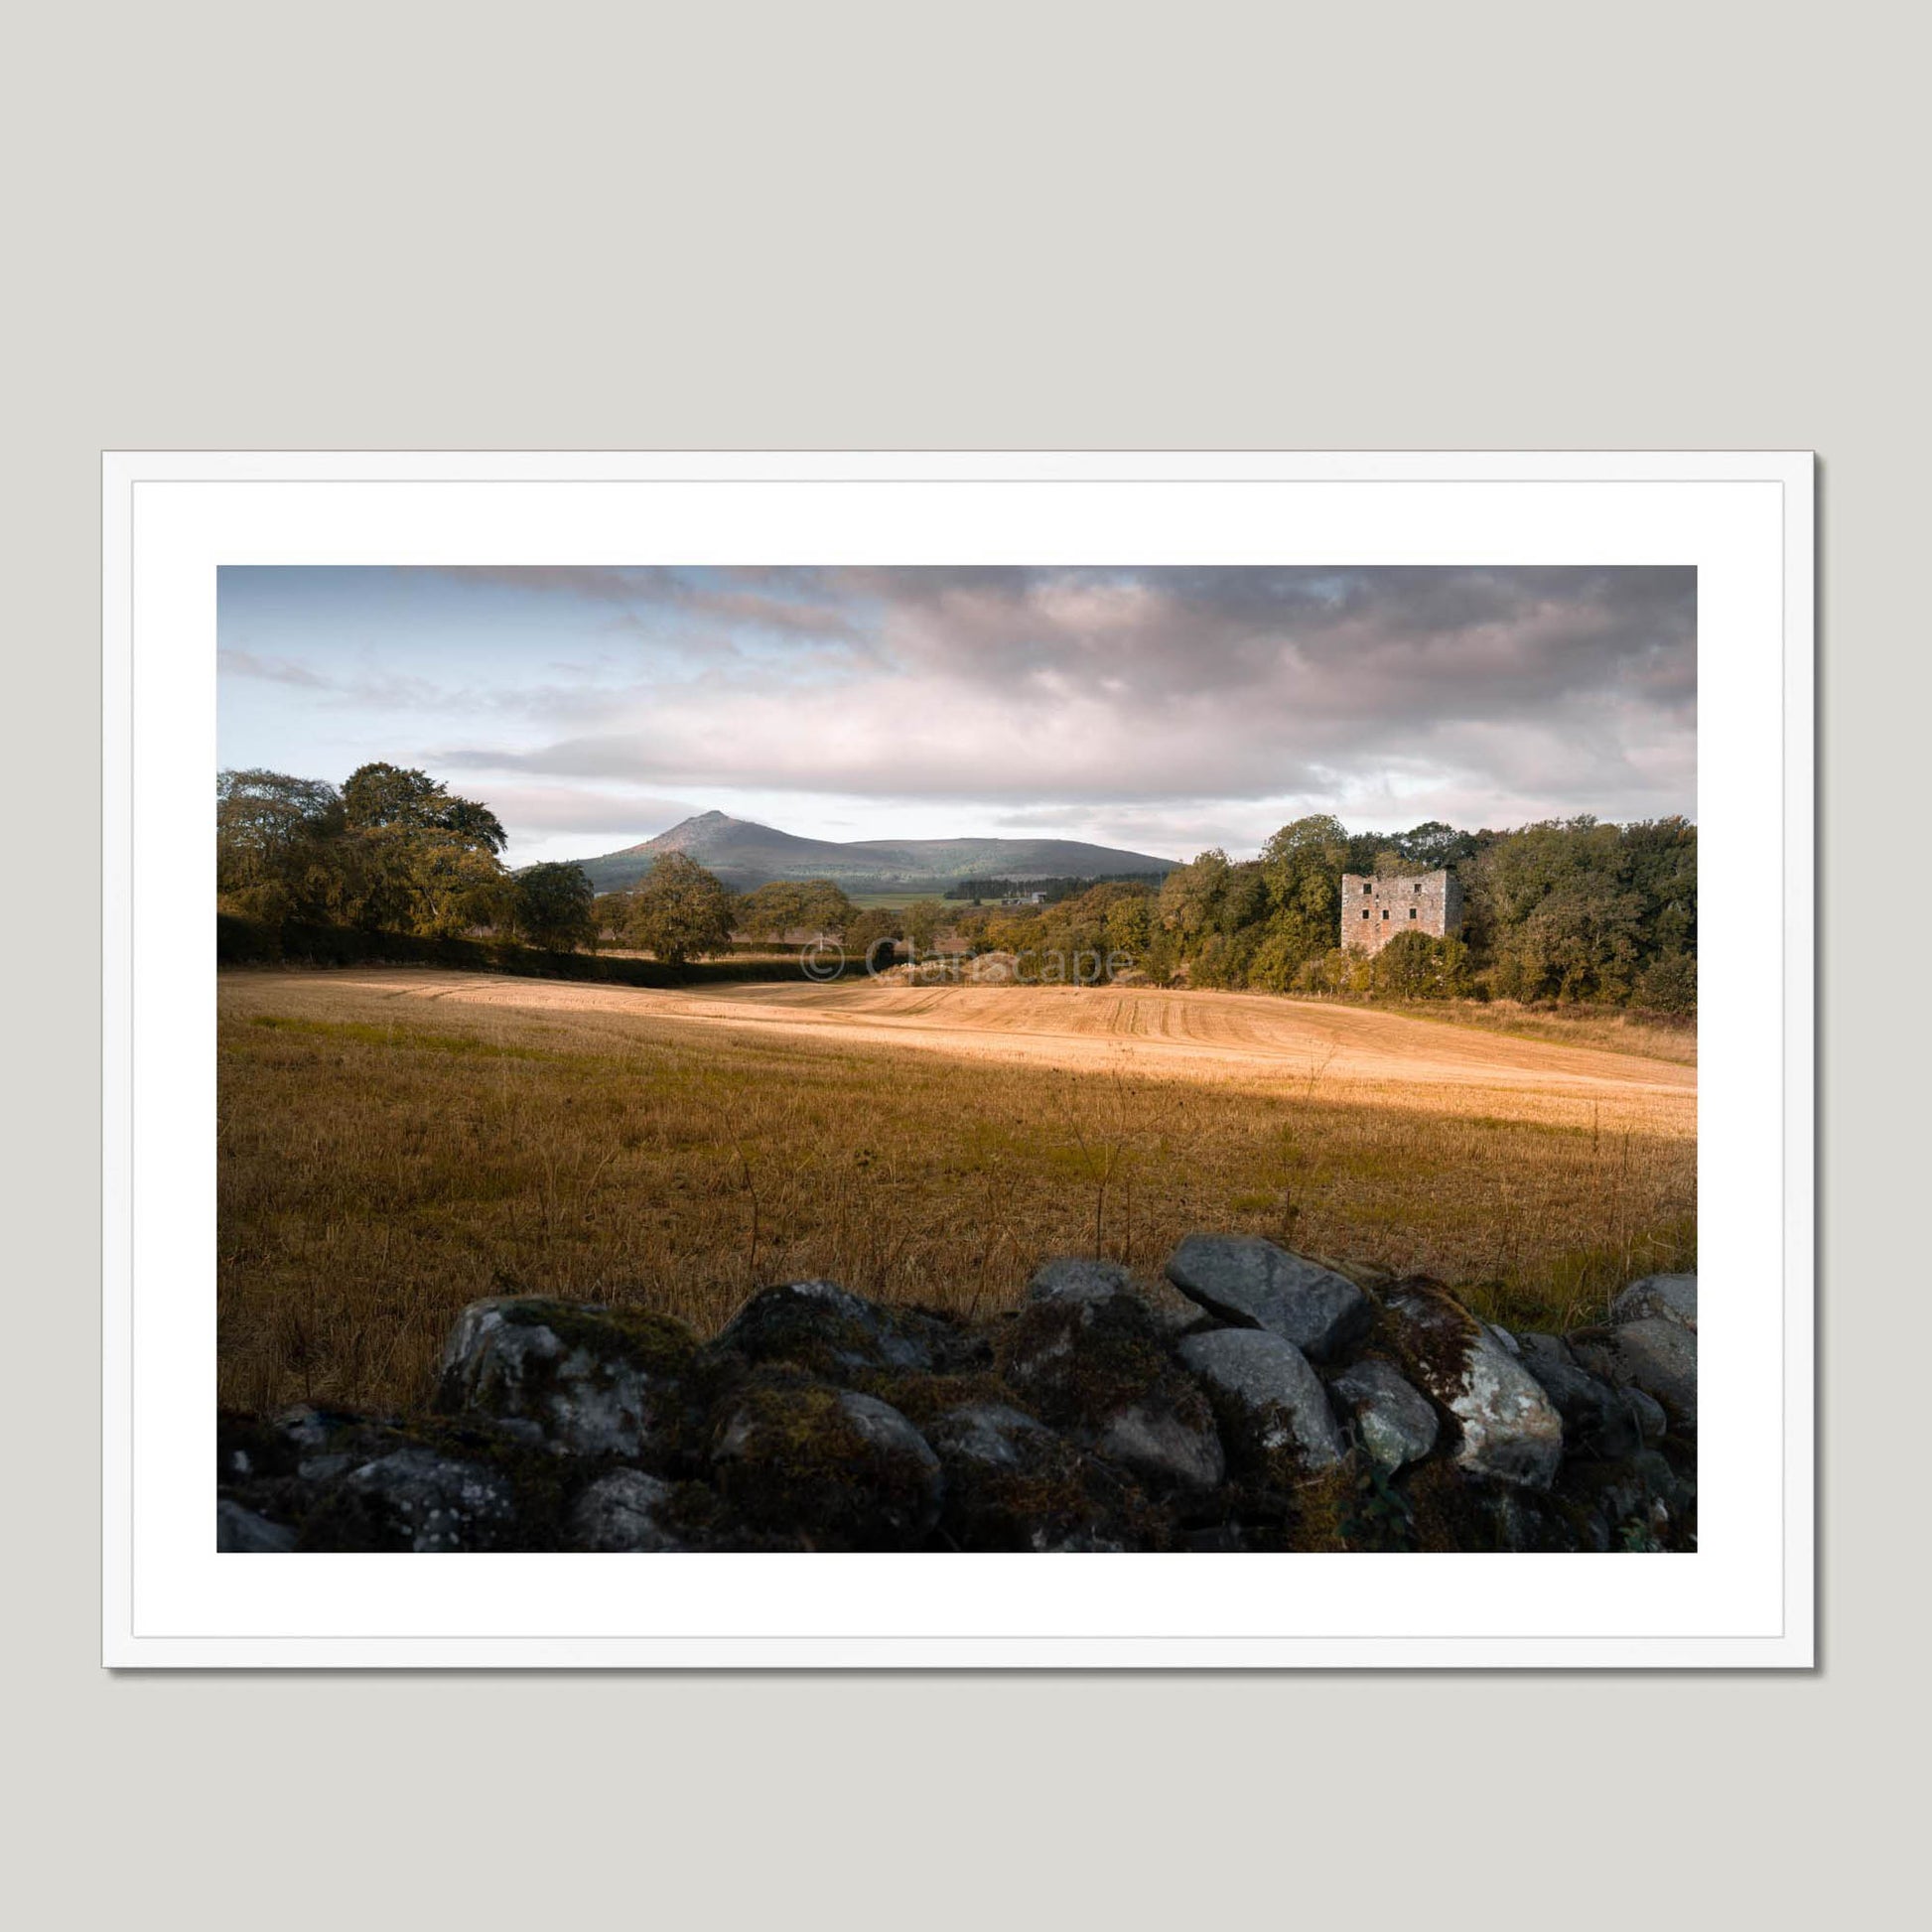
[1340,869,1463,954]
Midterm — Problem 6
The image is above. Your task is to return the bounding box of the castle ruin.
[1341,869,1462,955]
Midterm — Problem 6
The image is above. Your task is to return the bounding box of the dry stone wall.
[217,1242,1697,1555]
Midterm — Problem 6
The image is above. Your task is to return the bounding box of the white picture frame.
[102,450,1814,1668]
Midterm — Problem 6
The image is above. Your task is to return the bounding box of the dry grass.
[1374,997,1700,1065]
[218,969,1696,1413]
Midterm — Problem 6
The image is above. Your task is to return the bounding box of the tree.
[330,763,511,934]
[216,761,539,941]
[1393,820,1478,871]
[734,879,857,942]
[846,907,902,970]
[1157,849,1232,939]
[510,862,597,951]
[902,897,948,952]
[794,880,858,938]
[342,761,507,852]
[1369,929,1471,1000]
[622,852,736,968]
[215,768,345,921]
[733,882,806,942]
[1637,951,1697,1015]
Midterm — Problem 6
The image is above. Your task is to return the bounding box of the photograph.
[212,561,1702,1557]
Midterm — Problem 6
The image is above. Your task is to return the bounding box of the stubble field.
[217,967,1697,1412]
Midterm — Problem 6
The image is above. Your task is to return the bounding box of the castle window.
[1362,883,1371,895]
[1410,907,1418,918]
[1360,909,1369,919]
[1381,909,1389,920]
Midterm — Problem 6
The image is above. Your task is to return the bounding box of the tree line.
[219,771,1695,1009]
[219,765,885,969]
[947,814,1696,1012]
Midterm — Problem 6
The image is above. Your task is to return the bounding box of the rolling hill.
[576,811,1177,894]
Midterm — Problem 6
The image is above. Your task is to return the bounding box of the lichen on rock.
[708,1279,981,1383]
[1384,1282,1564,1489]
[1177,1327,1346,1478]
[1326,1356,1439,1474]
[433,1296,696,1460]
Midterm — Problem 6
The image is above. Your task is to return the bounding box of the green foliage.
[733,879,859,942]
[217,763,510,937]
[215,768,348,924]
[1020,813,1695,1011]
[901,897,948,952]
[842,907,904,969]
[1368,930,1472,1000]
[1462,816,1696,1006]
[342,761,507,852]
[621,851,737,969]
[509,862,597,952]
[975,881,1159,982]
[218,769,1695,1016]
[1637,951,1698,1015]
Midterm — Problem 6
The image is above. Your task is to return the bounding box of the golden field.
[218,967,1697,1412]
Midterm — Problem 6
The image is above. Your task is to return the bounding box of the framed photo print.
[102,450,1814,1667]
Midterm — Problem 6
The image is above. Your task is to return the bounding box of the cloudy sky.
[217,566,1696,867]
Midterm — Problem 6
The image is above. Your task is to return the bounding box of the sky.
[217,565,1696,868]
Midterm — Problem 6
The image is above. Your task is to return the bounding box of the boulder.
[1028,1257,1207,1339]
[710,1376,943,1550]
[924,1401,1159,1551]
[1327,1357,1440,1473]
[434,1297,694,1459]
[1384,1284,1564,1489]
[710,1280,977,1381]
[1516,1331,1574,1376]
[997,1292,1225,1494]
[569,1468,687,1552]
[1628,1387,1669,1443]
[271,1403,406,1482]
[1028,1256,1135,1307]
[926,1400,1056,1470]
[330,1446,517,1552]
[215,1498,297,1552]
[1516,1335,1645,1460]
[1165,1234,1371,1363]
[1178,1329,1346,1474]
[1094,1406,1227,1495]
[564,1467,726,1545]
[1610,1273,1698,1333]
[1570,1316,1698,1433]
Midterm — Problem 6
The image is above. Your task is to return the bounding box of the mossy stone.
[434,1296,698,1459]
[709,1371,943,1550]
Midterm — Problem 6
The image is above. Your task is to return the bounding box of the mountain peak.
[578,811,1177,896]
[645,809,747,848]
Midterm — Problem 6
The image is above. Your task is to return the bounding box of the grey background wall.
[8,3,1921,1926]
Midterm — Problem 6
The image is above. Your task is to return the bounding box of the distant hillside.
[577,811,1177,894]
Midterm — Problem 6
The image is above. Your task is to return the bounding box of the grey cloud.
[218,647,329,689]
[480,785,697,838]
[256,566,1697,839]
